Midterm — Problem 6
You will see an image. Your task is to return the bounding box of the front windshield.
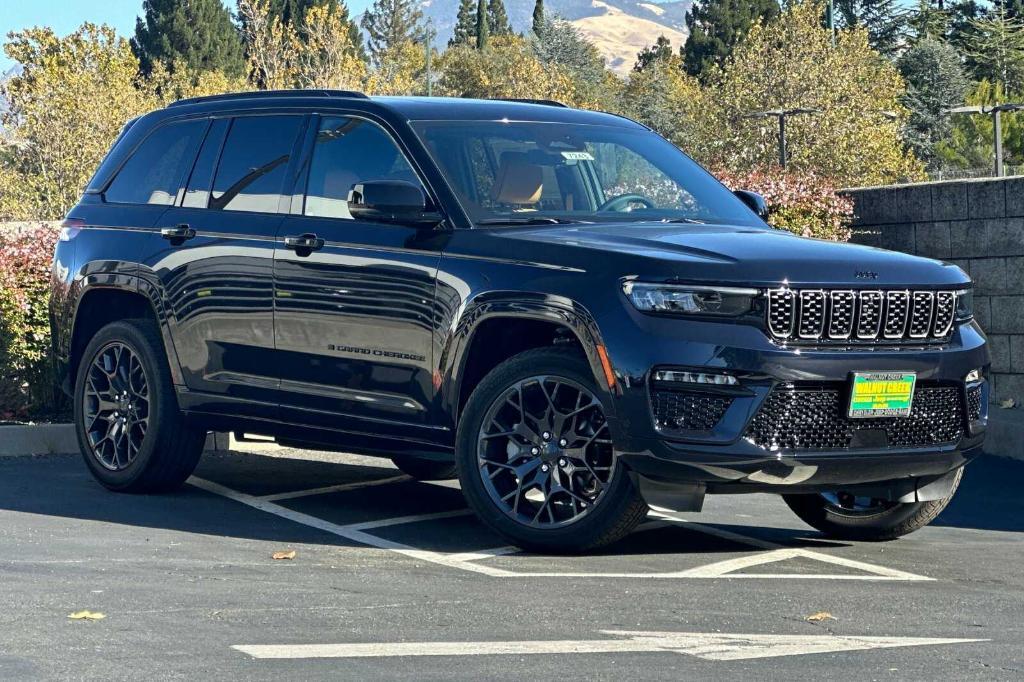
[411,120,766,227]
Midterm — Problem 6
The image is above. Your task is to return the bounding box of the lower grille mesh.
[967,384,983,422]
[745,385,964,451]
[652,391,733,432]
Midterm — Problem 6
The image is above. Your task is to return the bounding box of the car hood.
[497,223,969,288]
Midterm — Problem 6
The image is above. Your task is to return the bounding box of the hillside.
[419,0,691,74]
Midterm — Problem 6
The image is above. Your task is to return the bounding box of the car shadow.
[0,450,1013,561]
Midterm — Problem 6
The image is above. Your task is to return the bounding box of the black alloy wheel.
[82,342,151,471]
[477,375,615,528]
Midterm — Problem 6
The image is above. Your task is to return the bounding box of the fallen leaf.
[68,610,105,621]
[805,611,837,623]
[999,398,1016,409]
[272,550,297,560]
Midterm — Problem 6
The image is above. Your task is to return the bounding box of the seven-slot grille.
[767,288,956,342]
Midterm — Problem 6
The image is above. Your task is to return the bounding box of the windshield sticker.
[560,151,594,161]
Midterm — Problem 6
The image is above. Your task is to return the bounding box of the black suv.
[51,91,989,552]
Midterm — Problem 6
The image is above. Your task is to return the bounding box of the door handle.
[283,233,325,254]
[160,224,196,243]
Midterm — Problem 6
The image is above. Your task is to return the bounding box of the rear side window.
[182,118,230,209]
[104,119,207,206]
[209,115,304,213]
[304,117,422,220]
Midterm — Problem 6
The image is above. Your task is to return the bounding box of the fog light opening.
[965,368,982,383]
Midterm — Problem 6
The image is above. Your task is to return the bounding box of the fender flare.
[65,268,185,387]
[438,291,618,424]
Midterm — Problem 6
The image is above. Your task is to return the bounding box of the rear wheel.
[456,347,647,553]
[74,319,205,493]
[390,456,457,481]
[782,468,963,541]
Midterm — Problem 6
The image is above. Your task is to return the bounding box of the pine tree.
[533,0,545,34]
[835,0,908,58]
[132,0,246,77]
[908,0,950,44]
[361,0,424,64]
[994,0,1024,21]
[488,0,513,36]
[683,0,781,79]
[451,0,478,46]
[634,35,674,72]
[477,0,490,49]
[962,4,1024,93]
[898,37,972,164]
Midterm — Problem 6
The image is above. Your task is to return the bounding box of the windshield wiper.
[476,217,584,226]
[659,217,707,224]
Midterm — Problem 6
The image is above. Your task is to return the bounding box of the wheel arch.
[440,293,618,428]
[66,277,182,392]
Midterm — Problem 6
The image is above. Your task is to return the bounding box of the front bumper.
[603,314,989,492]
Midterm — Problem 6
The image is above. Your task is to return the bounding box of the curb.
[0,424,229,457]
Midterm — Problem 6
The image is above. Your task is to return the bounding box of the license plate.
[848,372,916,418]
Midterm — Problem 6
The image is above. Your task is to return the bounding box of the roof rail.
[489,98,568,108]
[169,89,368,108]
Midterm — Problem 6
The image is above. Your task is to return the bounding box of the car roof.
[163,90,646,129]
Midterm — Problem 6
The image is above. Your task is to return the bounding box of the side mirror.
[734,190,769,220]
[348,180,443,228]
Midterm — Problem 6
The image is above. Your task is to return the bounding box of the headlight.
[622,282,757,316]
[955,289,973,321]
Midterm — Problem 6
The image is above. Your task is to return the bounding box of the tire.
[74,318,205,493]
[455,347,647,554]
[782,467,964,541]
[391,456,457,481]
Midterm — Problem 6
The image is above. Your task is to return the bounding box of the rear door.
[144,113,308,418]
[273,114,445,443]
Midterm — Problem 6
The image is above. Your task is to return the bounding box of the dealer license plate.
[848,372,916,418]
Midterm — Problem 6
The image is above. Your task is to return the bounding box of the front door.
[274,116,445,444]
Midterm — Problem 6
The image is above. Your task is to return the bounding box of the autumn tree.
[366,40,427,95]
[0,24,154,221]
[239,0,299,88]
[132,0,246,78]
[438,35,573,99]
[706,0,922,185]
[292,3,367,88]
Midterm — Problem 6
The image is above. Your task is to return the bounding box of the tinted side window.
[182,118,229,209]
[210,115,304,213]
[104,119,207,206]
[304,117,422,220]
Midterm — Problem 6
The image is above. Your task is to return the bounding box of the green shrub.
[0,223,61,420]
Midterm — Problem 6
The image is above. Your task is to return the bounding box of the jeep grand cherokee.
[51,91,989,552]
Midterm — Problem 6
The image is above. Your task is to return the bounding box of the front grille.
[767,288,957,343]
[967,384,983,422]
[652,390,733,433]
[745,385,964,451]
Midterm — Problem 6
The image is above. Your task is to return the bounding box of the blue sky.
[0,0,375,72]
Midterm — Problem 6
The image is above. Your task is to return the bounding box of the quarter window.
[104,119,207,206]
[304,117,422,220]
[209,115,304,213]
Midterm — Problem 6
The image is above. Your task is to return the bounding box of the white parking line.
[258,475,411,502]
[189,476,933,581]
[233,630,986,661]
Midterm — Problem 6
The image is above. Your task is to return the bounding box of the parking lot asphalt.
[1,447,1022,680]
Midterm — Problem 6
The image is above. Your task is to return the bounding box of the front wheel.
[455,347,647,553]
[782,468,963,541]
